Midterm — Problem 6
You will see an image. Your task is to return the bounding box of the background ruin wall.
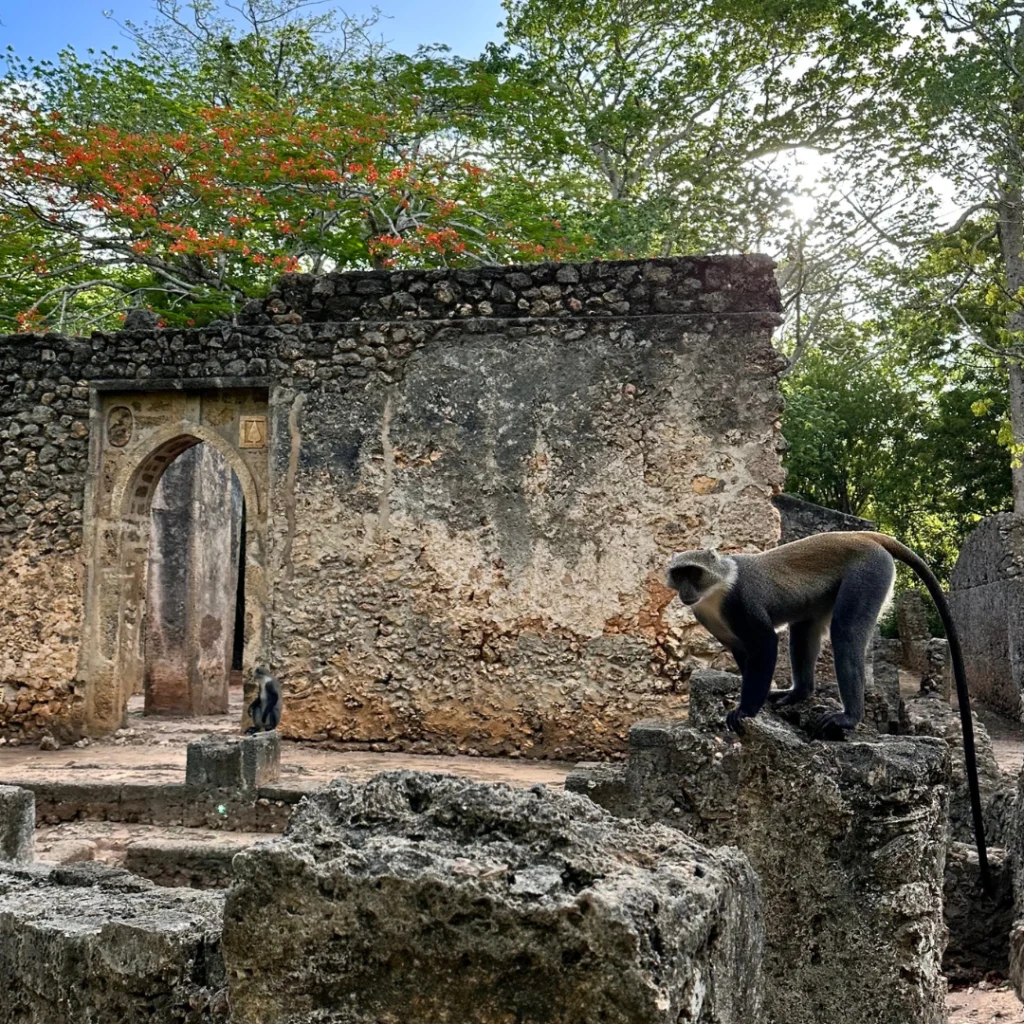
[0,256,786,756]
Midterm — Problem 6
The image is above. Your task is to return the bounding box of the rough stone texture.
[124,837,246,889]
[1006,744,1024,1000]
[944,842,1014,983]
[184,731,280,791]
[0,256,786,755]
[898,589,932,675]
[771,492,876,543]
[251,256,779,323]
[0,786,34,863]
[144,442,243,715]
[901,691,1008,845]
[224,771,765,1024]
[567,670,951,1024]
[28,780,300,833]
[921,638,952,698]
[949,512,1024,718]
[0,860,226,1022]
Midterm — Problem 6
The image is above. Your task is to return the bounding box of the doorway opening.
[143,442,245,716]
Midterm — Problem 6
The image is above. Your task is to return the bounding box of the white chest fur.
[692,587,739,649]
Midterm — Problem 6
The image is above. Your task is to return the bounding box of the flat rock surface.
[225,770,764,1024]
[35,821,262,865]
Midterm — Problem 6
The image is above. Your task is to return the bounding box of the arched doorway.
[80,390,269,736]
[143,441,244,716]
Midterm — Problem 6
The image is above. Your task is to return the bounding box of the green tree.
[0,1,582,331]
[782,342,923,518]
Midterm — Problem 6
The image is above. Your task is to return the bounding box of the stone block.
[688,669,741,729]
[949,512,1024,717]
[224,771,765,1024]
[921,638,951,698]
[0,785,34,863]
[125,836,250,889]
[902,691,1007,845]
[897,588,931,674]
[0,861,227,1022]
[570,673,951,1024]
[561,761,632,817]
[185,732,280,791]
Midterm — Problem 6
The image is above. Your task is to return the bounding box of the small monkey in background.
[666,530,989,890]
[246,666,281,734]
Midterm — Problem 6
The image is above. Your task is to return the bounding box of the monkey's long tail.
[872,533,992,896]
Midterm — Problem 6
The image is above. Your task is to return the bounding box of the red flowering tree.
[0,89,579,331]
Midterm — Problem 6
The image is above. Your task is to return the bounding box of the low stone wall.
[567,671,950,1024]
[256,256,775,323]
[224,772,765,1024]
[771,493,876,543]
[124,837,247,889]
[28,780,301,832]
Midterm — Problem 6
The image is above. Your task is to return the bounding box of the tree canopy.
[3,0,1024,573]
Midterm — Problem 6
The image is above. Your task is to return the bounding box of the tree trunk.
[998,189,1024,511]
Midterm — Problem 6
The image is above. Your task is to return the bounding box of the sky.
[0,0,507,62]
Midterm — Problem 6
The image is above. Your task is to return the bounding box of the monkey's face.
[667,550,723,605]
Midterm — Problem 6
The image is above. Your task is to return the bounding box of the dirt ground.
[0,689,573,790]
[948,982,1024,1022]
[3,685,1023,1020]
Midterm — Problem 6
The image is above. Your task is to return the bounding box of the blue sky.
[1,0,507,62]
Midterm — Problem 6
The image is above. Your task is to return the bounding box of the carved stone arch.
[112,421,263,522]
[81,411,268,735]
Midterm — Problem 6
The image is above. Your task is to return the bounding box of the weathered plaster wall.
[0,256,785,753]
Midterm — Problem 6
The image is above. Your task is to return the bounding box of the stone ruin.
[1,254,1021,1020]
[0,256,786,757]
[227,773,764,1024]
[0,667,1016,1021]
[569,671,952,1024]
[949,512,1024,717]
[0,767,766,1024]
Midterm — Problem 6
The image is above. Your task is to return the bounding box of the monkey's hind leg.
[817,551,894,739]
[245,697,263,735]
[767,618,827,708]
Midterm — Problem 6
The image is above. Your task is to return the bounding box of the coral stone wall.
[0,256,785,753]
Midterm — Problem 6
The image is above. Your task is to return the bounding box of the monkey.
[666,530,990,889]
[245,666,281,734]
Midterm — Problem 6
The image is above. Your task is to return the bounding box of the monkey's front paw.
[726,708,748,736]
[812,711,853,741]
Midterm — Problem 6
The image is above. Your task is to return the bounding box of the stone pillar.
[567,671,950,1024]
[949,513,1024,718]
[224,772,765,1024]
[897,589,931,675]
[185,733,280,791]
[144,443,243,716]
[0,786,34,864]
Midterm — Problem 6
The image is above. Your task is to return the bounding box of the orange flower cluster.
[1,94,583,317]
